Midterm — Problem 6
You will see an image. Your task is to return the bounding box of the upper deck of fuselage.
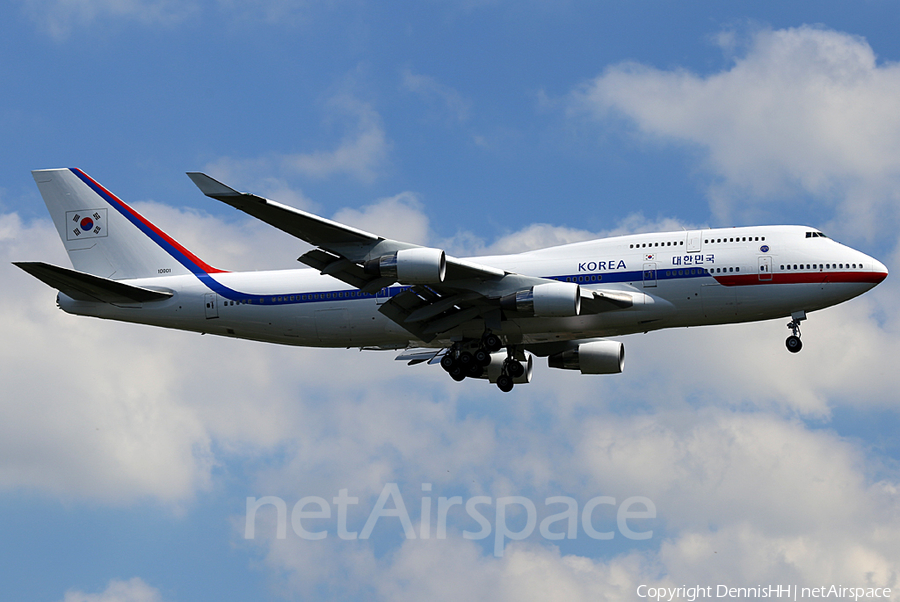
[469,224,886,286]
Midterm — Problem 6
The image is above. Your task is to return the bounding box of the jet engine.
[500,282,581,317]
[548,340,624,374]
[364,247,446,284]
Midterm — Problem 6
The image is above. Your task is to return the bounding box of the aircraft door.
[758,256,773,281]
[204,293,218,319]
[642,262,658,287]
[686,230,703,252]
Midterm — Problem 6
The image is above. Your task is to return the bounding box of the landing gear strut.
[496,346,524,393]
[785,311,806,353]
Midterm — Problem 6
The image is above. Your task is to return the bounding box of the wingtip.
[186,172,241,197]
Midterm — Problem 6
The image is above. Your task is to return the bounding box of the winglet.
[186,172,243,200]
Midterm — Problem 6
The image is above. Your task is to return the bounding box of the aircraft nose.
[871,257,888,283]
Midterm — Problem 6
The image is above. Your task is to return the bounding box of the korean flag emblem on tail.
[66,209,107,240]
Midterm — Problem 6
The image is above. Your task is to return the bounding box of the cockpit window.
[806,231,828,238]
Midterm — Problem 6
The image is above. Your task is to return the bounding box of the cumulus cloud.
[21,0,197,39]
[62,577,165,602]
[281,96,390,183]
[570,25,900,237]
[2,214,212,502]
[333,192,431,246]
[204,95,390,186]
[242,405,899,601]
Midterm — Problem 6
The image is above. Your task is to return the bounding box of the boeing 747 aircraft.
[16,168,888,391]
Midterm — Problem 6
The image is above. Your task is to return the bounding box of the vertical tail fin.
[32,168,223,280]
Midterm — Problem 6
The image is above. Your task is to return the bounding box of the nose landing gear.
[785,311,806,353]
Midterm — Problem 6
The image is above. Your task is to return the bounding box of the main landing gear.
[495,354,525,393]
[785,311,806,353]
[440,332,524,392]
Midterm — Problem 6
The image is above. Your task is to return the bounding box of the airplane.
[15,168,888,392]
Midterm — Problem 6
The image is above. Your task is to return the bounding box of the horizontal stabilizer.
[14,261,173,305]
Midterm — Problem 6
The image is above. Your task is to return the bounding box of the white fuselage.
[57,225,887,350]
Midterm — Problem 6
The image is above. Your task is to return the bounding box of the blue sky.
[2,1,900,601]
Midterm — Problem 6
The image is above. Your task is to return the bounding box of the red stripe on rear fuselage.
[73,168,227,274]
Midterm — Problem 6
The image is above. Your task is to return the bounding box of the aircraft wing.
[188,173,633,341]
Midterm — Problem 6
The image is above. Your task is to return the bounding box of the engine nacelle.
[364,247,446,284]
[500,282,581,317]
[548,340,624,375]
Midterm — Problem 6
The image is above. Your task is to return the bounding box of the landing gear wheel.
[449,365,466,381]
[786,335,802,353]
[497,374,514,392]
[440,354,456,372]
[785,312,805,354]
[458,351,475,367]
[474,349,491,366]
[483,333,502,353]
[506,359,525,379]
[467,364,484,378]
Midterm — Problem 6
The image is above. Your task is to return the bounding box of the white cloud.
[570,25,900,238]
[62,577,165,602]
[333,192,431,246]
[465,213,692,256]
[401,69,471,123]
[22,0,197,39]
[244,406,899,601]
[204,95,390,186]
[281,95,390,183]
